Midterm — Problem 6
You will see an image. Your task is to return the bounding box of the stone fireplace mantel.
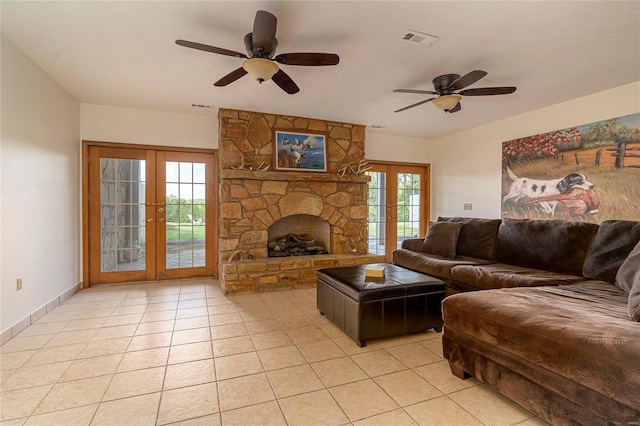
[220,169,370,183]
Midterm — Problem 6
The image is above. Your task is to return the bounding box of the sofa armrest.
[401,238,424,252]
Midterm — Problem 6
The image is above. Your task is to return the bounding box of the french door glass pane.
[397,173,421,246]
[366,171,386,255]
[166,161,206,269]
[100,158,146,272]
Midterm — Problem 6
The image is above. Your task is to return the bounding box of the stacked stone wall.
[218,108,379,293]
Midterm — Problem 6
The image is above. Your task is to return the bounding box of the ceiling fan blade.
[394,89,438,95]
[448,70,488,91]
[176,40,247,58]
[447,102,462,113]
[214,67,248,86]
[274,53,339,66]
[252,10,277,54]
[394,98,435,113]
[272,69,300,94]
[459,87,517,96]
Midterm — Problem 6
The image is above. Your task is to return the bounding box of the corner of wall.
[1,35,82,336]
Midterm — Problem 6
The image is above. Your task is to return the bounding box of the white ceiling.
[2,1,639,139]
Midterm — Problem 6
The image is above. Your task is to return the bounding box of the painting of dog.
[503,167,597,216]
[501,112,640,222]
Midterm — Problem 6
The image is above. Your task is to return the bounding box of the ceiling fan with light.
[176,10,339,94]
[394,70,516,113]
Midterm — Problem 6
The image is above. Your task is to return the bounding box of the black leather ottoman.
[317,263,445,347]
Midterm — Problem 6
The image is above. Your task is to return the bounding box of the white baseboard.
[0,282,83,346]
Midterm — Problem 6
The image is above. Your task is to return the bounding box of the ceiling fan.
[175,10,339,94]
[394,70,516,113]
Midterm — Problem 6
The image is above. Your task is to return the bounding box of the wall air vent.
[367,124,387,129]
[400,30,439,48]
[191,104,212,109]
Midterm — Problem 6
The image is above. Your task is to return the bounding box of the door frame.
[82,140,218,288]
[366,160,431,262]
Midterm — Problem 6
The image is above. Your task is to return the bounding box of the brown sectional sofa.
[395,217,603,294]
[393,217,640,425]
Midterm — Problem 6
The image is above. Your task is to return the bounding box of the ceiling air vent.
[367,124,387,129]
[191,104,212,109]
[400,30,439,48]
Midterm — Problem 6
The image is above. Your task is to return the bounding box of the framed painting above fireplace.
[274,131,327,172]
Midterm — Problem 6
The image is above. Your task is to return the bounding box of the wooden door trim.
[146,150,158,281]
[422,163,431,234]
[386,171,398,263]
[83,140,216,155]
[82,143,90,288]
[366,159,432,168]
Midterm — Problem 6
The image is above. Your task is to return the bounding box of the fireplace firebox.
[268,215,330,257]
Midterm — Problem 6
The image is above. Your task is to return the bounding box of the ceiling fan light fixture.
[432,94,462,111]
[242,58,279,83]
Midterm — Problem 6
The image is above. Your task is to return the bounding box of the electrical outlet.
[16,278,23,291]
[464,203,473,210]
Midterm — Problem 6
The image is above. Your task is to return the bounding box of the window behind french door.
[84,143,217,285]
[366,163,430,262]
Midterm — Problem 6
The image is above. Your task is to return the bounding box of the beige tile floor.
[0,278,550,425]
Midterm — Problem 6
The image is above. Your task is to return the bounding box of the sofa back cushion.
[583,220,640,283]
[420,221,463,258]
[437,217,502,260]
[615,240,640,321]
[495,218,599,275]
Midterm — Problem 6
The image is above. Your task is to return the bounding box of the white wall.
[82,106,428,159]
[430,81,640,219]
[1,36,81,332]
[365,132,431,164]
[81,104,217,149]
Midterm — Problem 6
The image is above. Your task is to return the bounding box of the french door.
[366,163,430,262]
[85,144,217,285]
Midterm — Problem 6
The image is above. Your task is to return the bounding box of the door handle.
[147,218,154,223]
[158,218,165,223]
[158,208,164,213]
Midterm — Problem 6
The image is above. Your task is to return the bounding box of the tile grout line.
[89,288,146,425]
[205,285,223,425]
[2,279,539,426]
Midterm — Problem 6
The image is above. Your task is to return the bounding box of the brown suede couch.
[393,217,640,425]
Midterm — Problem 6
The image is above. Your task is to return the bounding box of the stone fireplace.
[218,108,384,293]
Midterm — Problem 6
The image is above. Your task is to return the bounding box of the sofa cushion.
[400,237,424,252]
[421,221,462,259]
[438,217,501,261]
[494,218,599,276]
[451,263,585,290]
[583,220,640,284]
[441,282,640,412]
[393,249,492,280]
[615,240,640,321]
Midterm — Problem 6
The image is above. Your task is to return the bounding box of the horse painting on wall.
[501,113,640,222]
